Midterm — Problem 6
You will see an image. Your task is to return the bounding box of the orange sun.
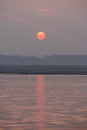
[36,32,46,40]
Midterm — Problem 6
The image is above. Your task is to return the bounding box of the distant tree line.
[0,55,87,65]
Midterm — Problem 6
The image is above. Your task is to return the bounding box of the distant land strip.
[0,65,87,75]
[1,55,87,65]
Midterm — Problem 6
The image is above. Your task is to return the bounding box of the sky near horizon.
[0,0,87,56]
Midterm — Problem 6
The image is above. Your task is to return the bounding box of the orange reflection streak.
[36,75,46,130]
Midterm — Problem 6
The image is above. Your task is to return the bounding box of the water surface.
[0,75,87,130]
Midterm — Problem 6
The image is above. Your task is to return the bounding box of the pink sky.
[0,0,87,56]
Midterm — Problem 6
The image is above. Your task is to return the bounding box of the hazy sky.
[0,0,87,56]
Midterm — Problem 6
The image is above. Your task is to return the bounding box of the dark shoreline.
[0,65,87,75]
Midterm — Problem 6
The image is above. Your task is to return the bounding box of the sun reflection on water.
[36,75,46,130]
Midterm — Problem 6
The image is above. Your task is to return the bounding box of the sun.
[36,32,46,40]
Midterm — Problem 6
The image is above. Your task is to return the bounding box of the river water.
[0,75,87,130]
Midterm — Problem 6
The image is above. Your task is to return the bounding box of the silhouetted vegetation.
[0,55,87,65]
